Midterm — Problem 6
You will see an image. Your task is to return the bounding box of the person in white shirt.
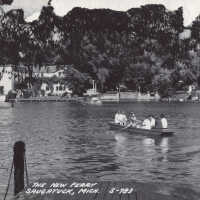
[114,111,127,126]
[120,111,127,126]
[150,115,156,128]
[142,116,151,130]
[114,111,120,124]
[160,114,168,129]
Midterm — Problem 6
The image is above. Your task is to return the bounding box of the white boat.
[90,97,102,105]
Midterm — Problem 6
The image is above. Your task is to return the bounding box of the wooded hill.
[1,4,200,96]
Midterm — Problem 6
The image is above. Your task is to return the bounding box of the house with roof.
[0,65,14,101]
[40,82,72,96]
[179,27,191,40]
[0,65,72,99]
[33,65,65,78]
[32,65,72,97]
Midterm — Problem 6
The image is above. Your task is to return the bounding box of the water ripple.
[0,102,200,192]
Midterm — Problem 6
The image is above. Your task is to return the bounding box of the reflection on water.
[0,102,200,196]
[160,138,169,154]
[114,134,128,158]
[143,138,155,147]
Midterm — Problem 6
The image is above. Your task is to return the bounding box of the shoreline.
[8,97,200,103]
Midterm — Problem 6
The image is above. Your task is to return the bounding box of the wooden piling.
[13,141,25,195]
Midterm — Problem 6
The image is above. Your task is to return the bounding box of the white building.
[41,82,72,96]
[34,69,65,79]
[33,66,65,78]
[33,65,72,96]
[0,65,14,96]
[84,80,99,96]
[179,28,191,40]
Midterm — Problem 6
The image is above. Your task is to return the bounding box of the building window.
[56,86,59,91]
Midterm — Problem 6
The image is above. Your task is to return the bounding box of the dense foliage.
[1,4,200,96]
[0,0,13,5]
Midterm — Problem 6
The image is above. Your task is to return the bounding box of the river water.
[0,102,200,196]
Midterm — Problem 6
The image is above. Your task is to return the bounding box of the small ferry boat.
[108,122,174,137]
[79,96,102,105]
[89,96,102,105]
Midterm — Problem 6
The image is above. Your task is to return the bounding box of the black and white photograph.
[0,0,200,199]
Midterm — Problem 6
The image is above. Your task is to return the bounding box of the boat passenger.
[114,111,121,124]
[150,115,156,128]
[119,111,128,126]
[125,112,137,128]
[142,116,151,130]
[129,112,136,121]
[160,114,168,129]
[155,115,160,128]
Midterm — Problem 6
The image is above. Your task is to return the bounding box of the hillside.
[1,4,200,95]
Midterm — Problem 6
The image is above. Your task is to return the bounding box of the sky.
[3,0,200,25]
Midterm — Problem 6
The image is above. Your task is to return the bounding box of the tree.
[152,68,173,97]
[0,0,13,5]
[0,4,192,96]
[64,65,91,95]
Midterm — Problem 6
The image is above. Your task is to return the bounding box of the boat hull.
[109,122,174,137]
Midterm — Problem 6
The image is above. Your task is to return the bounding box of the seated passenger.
[125,112,137,128]
[129,112,136,121]
[150,115,156,128]
[142,116,151,130]
[160,114,168,129]
[114,111,120,124]
[119,111,127,126]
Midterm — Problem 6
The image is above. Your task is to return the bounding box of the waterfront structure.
[40,82,72,96]
[33,65,65,78]
[84,80,99,96]
[137,91,160,101]
[0,65,14,101]
[32,65,72,97]
[179,27,191,40]
[100,91,160,102]
[100,91,120,102]
[168,85,197,102]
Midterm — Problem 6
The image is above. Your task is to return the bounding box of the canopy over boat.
[109,122,174,137]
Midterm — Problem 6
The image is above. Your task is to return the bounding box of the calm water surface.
[0,102,200,195]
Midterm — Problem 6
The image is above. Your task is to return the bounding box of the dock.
[13,96,70,102]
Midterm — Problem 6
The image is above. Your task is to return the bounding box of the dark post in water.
[13,141,25,195]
